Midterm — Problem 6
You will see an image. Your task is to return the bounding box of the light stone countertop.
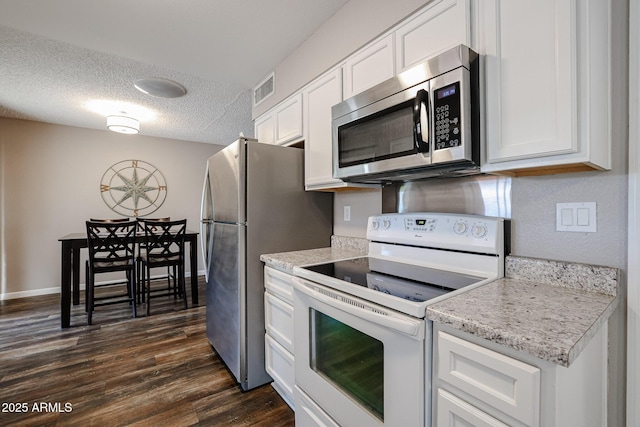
[427,256,620,367]
[261,241,620,368]
[260,235,368,274]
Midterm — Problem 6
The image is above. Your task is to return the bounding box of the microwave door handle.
[413,89,430,153]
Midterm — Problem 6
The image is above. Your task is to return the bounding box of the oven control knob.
[453,221,468,235]
[472,224,488,238]
[371,220,380,230]
[382,219,391,229]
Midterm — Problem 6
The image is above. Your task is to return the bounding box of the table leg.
[61,241,72,328]
[72,246,81,305]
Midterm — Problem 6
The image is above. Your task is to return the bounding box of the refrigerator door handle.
[200,164,212,282]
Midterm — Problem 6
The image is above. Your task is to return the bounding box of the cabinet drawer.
[436,388,509,427]
[265,292,294,353]
[436,331,540,426]
[265,334,295,404]
[264,266,294,304]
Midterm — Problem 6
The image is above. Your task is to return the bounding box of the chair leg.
[87,271,94,326]
[85,261,89,313]
[146,266,152,316]
[131,268,137,319]
[181,265,188,310]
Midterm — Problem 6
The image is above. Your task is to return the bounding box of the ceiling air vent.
[254,72,274,107]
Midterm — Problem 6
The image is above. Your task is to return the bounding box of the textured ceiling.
[0,0,349,145]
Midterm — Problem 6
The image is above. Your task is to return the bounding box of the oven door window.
[310,309,384,420]
[338,100,416,168]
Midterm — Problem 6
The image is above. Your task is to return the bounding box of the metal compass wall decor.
[100,160,167,217]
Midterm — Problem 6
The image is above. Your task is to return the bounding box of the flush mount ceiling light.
[134,77,187,98]
[107,115,139,134]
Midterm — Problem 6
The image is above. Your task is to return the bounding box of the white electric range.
[291,212,505,427]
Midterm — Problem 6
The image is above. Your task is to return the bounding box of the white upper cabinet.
[254,93,303,146]
[303,68,379,191]
[303,68,344,190]
[480,0,611,175]
[254,112,275,144]
[395,0,472,73]
[343,34,395,99]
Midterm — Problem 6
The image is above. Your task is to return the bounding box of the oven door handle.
[293,277,424,339]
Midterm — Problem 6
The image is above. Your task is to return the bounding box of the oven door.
[293,277,427,427]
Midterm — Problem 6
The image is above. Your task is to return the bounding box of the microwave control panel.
[433,81,461,151]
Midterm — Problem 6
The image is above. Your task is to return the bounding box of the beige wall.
[252,0,430,118]
[0,118,224,298]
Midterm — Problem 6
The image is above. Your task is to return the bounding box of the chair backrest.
[142,219,187,267]
[86,220,137,269]
[90,218,130,223]
[136,217,170,233]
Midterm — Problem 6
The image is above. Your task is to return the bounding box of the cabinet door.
[274,93,303,145]
[482,0,574,164]
[303,68,344,189]
[436,331,540,427]
[343,34,395,99]
[254,113,275,144]
[265,292,294,353]
[265,334,295,408]
[480,0,611,175]
[436,389,509,427]
[395,0,472,73]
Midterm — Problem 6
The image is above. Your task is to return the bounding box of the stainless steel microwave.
[332,44,480,183]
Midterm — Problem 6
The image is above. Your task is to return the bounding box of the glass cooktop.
[302,257,486,303]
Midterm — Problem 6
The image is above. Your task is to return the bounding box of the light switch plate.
[556,202,597,232]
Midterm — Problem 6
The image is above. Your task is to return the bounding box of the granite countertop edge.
[427,255,620,368]
[427,280,619,367]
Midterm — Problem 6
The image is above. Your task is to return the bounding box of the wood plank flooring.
[0,277,295,426]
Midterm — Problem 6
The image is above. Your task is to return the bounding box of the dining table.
[58,230,200,328]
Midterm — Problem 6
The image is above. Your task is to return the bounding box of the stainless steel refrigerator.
[200,137,333,391]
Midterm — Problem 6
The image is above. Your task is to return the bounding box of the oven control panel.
[367,212,504,254]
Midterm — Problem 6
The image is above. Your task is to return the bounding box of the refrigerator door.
[208,138,247,224]
[205,221,246,386]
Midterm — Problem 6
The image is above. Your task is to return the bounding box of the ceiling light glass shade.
[107,115,139,134]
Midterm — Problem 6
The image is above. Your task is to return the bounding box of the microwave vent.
[254,72,274,106]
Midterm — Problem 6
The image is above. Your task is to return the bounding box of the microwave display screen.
[437,85,456,99]
[434,81,462,151]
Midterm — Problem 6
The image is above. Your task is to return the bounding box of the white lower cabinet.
[437,389,509,427]
[265,335,295,408]
[264,266,295,408]
[435,329,540,426]
[433,323,608,427]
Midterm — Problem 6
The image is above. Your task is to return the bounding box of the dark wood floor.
[0,276,295,426]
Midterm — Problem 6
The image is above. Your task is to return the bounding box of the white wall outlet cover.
[344,205,351,221]
[556,202,597,232]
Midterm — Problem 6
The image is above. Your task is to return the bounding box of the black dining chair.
[135,217,175,303]
[85,218,132,310]
[85,220,137,325]
[139,219,188,315]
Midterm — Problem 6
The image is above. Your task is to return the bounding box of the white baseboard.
[0,269,206,301]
